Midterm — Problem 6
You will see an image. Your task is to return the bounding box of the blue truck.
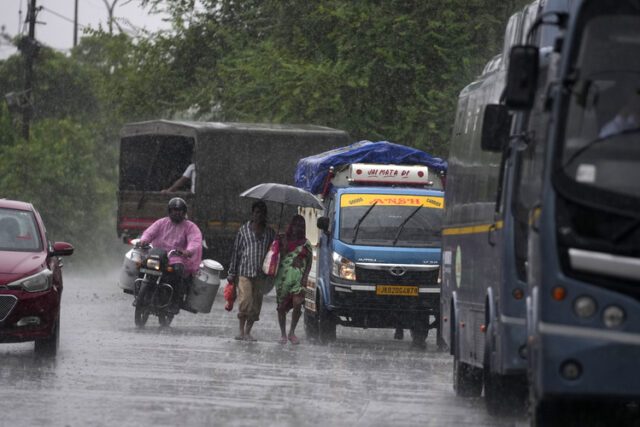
[294,141,447,347]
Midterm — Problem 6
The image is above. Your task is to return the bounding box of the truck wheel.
[304,307,319,339]
[317,289,336,344]
[452,324,482,397]
[410,327,428,349]
[35,315,59,357]
[436,324,447,352]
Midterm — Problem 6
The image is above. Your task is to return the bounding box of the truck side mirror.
[481,104,511,152]
[317,216,330,232]
[505,45,539,110]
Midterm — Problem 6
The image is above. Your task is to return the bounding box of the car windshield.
[0,208,43,252]
[560,14,640,198]
[338,193,443,247]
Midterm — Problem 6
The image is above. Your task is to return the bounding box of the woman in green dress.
[274,215,312,344]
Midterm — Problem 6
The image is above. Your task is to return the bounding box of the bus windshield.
[560,13,640,199]
[338,194,443,247]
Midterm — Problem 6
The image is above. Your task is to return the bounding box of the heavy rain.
[0,267,522,427]
[2,1,640,427]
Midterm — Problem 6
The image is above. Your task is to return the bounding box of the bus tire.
[452,323,482,397]
[484,336,526,415]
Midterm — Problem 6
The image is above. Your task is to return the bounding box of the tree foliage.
[137,0,529,156]
[0,110,113,255]
[0,0,529,258]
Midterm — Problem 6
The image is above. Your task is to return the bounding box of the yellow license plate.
[376,285,418,296]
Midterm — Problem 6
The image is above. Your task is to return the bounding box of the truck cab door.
[316,196,335,303]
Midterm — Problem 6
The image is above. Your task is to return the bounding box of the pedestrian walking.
[274,215,312,344]
[227,201,276,341]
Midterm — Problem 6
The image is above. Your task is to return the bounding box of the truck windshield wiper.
[392,204,423,246]
[352,201,378,244]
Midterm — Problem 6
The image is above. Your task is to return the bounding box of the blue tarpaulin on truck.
[294,140,448,194]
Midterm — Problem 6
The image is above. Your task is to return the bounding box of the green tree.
[0,44,100,122]
[139,0,529,157]
[0,112,114,256]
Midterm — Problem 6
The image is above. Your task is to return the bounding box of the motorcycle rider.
[137,197,203,313]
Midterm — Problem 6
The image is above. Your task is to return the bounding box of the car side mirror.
[505,45,539,110]
[51,241,74,257]
[481,104,511,152]
[317,216,330,232]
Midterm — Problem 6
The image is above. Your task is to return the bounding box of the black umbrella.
[240,182,324,209]
[240,182,324,229]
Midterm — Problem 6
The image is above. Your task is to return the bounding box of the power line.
[40,6,88,29]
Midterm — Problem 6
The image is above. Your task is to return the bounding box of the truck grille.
[0,295,18,321]
[355,267,438,285]
[332,290,439,311]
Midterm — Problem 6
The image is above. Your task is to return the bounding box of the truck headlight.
[331,251,356,281]
[7,270,53,293]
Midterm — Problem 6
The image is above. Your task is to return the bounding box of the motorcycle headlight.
[331,251,356,281]
[7,270,53,293]
[146,257,161,270]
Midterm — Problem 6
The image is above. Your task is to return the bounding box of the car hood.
[0,250,47,284]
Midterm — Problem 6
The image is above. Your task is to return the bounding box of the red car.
[0,199,73,356]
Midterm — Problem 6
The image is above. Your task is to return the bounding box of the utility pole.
[74,0,79,47]
[21,0,38,141]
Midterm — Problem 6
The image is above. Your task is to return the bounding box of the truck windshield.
[338,194,443,247]
[560,13,640,199]
[0,208,42,252]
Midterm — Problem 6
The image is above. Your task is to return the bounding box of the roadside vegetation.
[0,0,528,258]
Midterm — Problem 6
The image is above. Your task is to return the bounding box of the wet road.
[0,265,526,427]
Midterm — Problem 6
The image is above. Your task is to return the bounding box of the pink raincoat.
[140,217,203,275]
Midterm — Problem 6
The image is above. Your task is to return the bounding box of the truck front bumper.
[326,280,440,328]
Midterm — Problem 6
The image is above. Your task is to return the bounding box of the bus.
[503,0,640,424]
[441,0,572,415]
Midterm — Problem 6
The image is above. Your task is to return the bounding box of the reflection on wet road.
[0,266,525,426]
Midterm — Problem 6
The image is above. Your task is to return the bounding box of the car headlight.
[7,270,53,293]
[146,257,161,270]
[331,251,356,281]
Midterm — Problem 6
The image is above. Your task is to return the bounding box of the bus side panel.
[443,226,502,367]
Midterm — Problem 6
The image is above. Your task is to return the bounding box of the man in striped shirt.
[227,201,276,341]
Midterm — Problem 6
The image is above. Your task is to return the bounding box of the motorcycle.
[118,239,223,328]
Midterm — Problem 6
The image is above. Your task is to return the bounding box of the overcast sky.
[0,0,171,59]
